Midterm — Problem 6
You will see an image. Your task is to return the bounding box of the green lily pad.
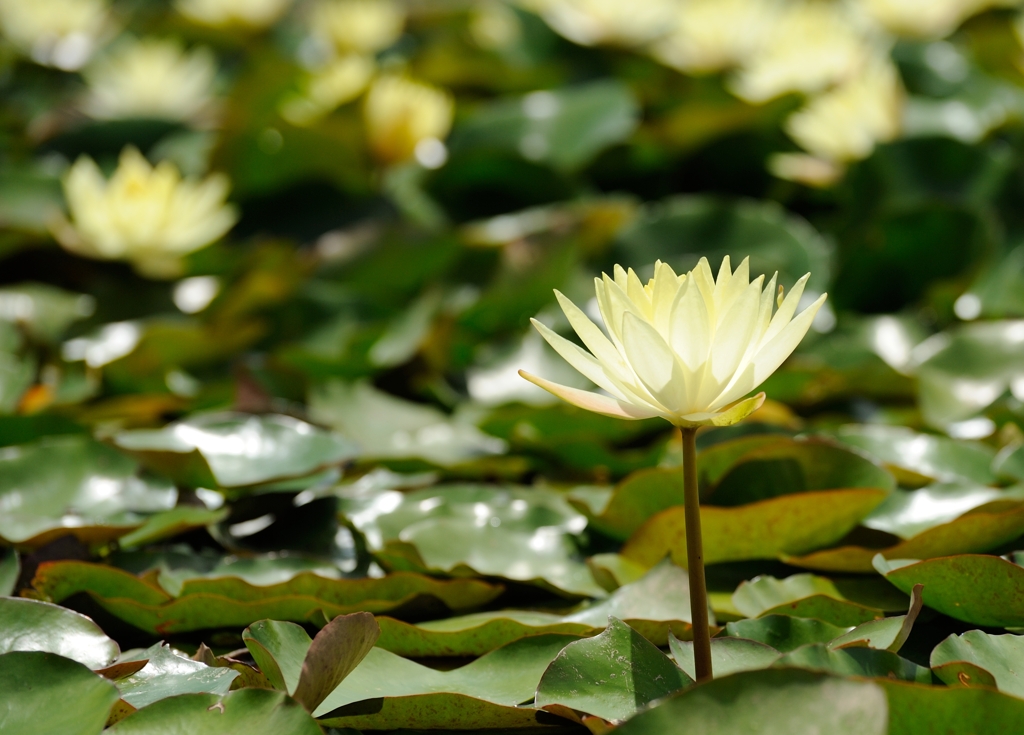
[776,644,931,682]
[567,467,682,541]
[621,488,887,567]
[0,548,18,596]
[0,597,119,669]
[0,435,176,547]
[315,634,578,730]
[243,612,379,712]
[863,482,1024,539]
[115,643,239,709]
[995,443,1024,482]
[874,554,1024,627]
[30,560,502,635]
[931,631,1024,696]
[788,499,1024,573]
[707,438,894,506]
[725,616,852,653]
[614,669,887,735]
[113,412,358,489]
[0,651,120,735]
[116,507,230,550]
[536,618,691,723]
[834,425,996,486]
[732,574,885,627]
[670,635,781,680]
[880,679,1024,734]
[828,584,923,653]
[0,283,95,343]
[105,689,323,735]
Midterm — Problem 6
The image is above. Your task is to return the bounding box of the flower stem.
[681,426,712,682]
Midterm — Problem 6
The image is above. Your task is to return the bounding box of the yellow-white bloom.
[730,1,872,103]
[0,0,109,70]
[529,0,677,48]
[83,38,218,123]
[176,0,292,29]
[651,0,780,74]
[59,147,237,277]
[312,0,405,54]
[784,57,902,162]
[280,54,376,126]
[857,0,1015,39]
[363,75,454,165]
[520,257,827,426]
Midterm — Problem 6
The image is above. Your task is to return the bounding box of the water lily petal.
[621,312,689,413]
[761,272,810,347]
[518,370,661,420]
[668,277,711,372]
[709,277,762,383]
[530,318,630,400]
[753,292,827,385]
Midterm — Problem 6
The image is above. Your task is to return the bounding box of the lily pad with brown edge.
[112,412,358,490]
[732,574,886,627]
[620,488,888,568]
[0,434,177,548]
[566,467,683,542]
[112,643,239,709]
[314,634,578,730]
[873,554,1024,627]
[785,498,1024,573]
[832,424,996,486]
[828,584,924,653]
[0,597,120,669]
[931,630,1024,697]
[375,559,708,657]
[29,560,503,635]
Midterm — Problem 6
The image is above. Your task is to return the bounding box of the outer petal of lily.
[761,272,810,347]
[621,312,689,413]
[530,318,630,400]
[676,392,766,428]
[554,291,630,378]
[709,277,762,383]
[518,370,662,420]
[753,292,827,385]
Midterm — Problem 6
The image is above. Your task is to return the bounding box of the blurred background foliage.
[5,0,1024,730]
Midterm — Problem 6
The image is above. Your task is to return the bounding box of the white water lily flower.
[858,0,1015,39]
[363,75,454,165]
[83,38,219,123]
[312,0,406,54]
[520,257,827,427]
[0,0,110,70]
[530,0,677,48]
[59,147,237,278]
[175,0,292,29]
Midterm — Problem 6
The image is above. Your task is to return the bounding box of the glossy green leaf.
[0,435,176,547]
[732,574,884,627]
[621,488,887,567]
[775,644,931,682]
[116,506,229,550]
[834,425,996,485]
[881,679,1024,734]
[0,597,119,669]
[725,616,851,653]
[31,560,502,634]
[615,669,887,735]
[874,554,1024,627]
[115,643,238,709]
[113,412,358,489]
[105,689,323,735]
[567,467,682,541]
[315,634,577,729]
[0,548,17,596]
[931,631,1024,696]
[670,635,781,680]
[994,443,1024,482]
[535,618,690,723]
[863,482,1024,539]
[0,651,119,735]
[828,584,923,653]
[0,283,94,342]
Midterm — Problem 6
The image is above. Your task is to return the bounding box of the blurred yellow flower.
[529,0,677,48]
[730,1,871,103]
[83,38,218,124]
[858,0,1015,39]
[470,0,523,50]
[59,147,237,278]
[312,0,405,54]
[520,257,826,426]
[364,75,454,166]
[0,0,109,70]
[280,54,376,126]
[175,0,292,29]
[784,57,903,163]
[651,0,779,74]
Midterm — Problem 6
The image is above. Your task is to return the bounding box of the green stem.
[681,427,712,682]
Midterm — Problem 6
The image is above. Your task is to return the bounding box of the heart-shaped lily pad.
[113,412,358,489]
[931,631,1024,696]
[30,559,502,634]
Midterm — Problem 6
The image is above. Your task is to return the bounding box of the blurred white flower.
[280,54,376,126]
[176,0,292,29]
[858,0,1016,39]
[530,0,677,48]
[58,147,237,278]
[470,0,523,50]
[0,0,110,70]
[312,0,406,54]
[651,0,780,74]
[767,153,844,187]
[364,75,454,165]
[83,38,219,124]
[730,1,873,103]
[521,257,826,426]
[785,57,903,162]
